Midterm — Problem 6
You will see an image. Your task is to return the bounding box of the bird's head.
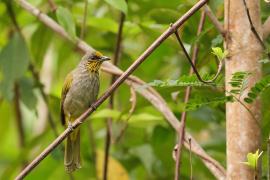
[82,51,110,72]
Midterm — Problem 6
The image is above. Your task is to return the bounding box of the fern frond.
[147,74,223,88]
[186,96,233,111]
[229,71,250,95]
[244,75,270,103]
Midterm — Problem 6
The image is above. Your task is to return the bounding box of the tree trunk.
[224,0,262,179]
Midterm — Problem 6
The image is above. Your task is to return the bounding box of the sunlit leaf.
[242,149,263,169]
[91,108,121,119]
[56,6,77,40]
[31,23,53,64]
[211,47,228,61]
[105,0,128,14]
[88,17,118,33]
[243,75,270,103]
[0,33,30,100]
[128,113,163,123]
[258,58,270,64]
[211,34,223,46]
[18,77,37,110]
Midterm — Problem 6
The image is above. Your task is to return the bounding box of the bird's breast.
[63,71,100,118]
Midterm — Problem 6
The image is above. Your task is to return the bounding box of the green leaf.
[129,145,156,175]
[229,71,250,95]
[0,33,30,100]
[105,0,128,14]
[242,150,263,169]
[145,74,223,88]
[211,47,228,61]
[56,6,77,40]
[190,25,214,44]
[147,8,179,24]
[129,113,163,123]
[243,75,270,103]
[31,23,53,64]
[211,34,223,47]
[186,96,233,111]
[258,58,270,64]
[244,97,253,103]
[91,108,121,119]
[18,77,37,110]
[88,17,118,33]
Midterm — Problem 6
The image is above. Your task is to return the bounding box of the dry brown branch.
[113,87,137,143]
[203,5,225,36]
[14,83,27,167]
[263,16,270,40]
[80,0,88,39]
[104,5,126,180]
[47,0,57,12]
[16,0,226,179]
[174,11,206,180]
[267,135,270,179]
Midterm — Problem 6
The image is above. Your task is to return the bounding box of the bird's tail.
[64,128,81,173]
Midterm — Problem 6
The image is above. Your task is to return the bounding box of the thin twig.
[5,0,26,155]
[203,5,225,36]
[103,6,126,180]
[113,87,137,143]
[189,138,193,180]
[5,1,21,33]
[6,3,72,179]
[225,0,231,51]
[88,121,97,177]
[267,135,270,180]
[103,121,111,180]
[227,92,260,127]
[47,0,57,12]
[15,1,209,179]
[80,0,88,39]
[263,16,270,40]
[17,0,227,178]
[14,83,27,168]
[183,136,224,174]
[6,0,59,137]
[174,11,206,180]
[174,31,223,84]
[14,83,25,147]
[29,64,59,137]
[242,0,265,49]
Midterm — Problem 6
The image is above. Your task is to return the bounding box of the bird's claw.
[67,122,74,131]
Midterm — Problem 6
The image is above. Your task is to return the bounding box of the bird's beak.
[100,56,110,61]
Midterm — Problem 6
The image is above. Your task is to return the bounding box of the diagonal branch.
[16,0,226,179]
[203,5,225,36]
[263,16,270,40]
[174,31,223,84]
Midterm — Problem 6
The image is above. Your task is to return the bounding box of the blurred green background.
[0,0,270,179]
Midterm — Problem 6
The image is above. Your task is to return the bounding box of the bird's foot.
[67,121,74,132]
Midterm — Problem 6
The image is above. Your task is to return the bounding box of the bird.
[60,51,110,173]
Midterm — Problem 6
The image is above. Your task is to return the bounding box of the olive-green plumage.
[60,51,110,173]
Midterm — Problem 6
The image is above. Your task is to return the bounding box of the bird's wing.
[60,72,73,125]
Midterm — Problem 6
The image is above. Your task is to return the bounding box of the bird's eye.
[88,55,98,60]
[92,55,99,60]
